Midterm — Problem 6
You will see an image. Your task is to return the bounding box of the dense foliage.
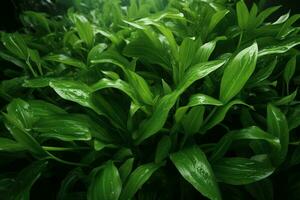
[0,0,300,199]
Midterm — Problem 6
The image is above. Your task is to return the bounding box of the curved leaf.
[33,114,92,141]
[170,145,221,200]
[119,163,160,200]
[0,137,25,152]
[135,60,225,143]
[44,54,86,69]
[88,161,122,200]
[267,104,289,166]
[213,157,274,185]
[220,43,258,103]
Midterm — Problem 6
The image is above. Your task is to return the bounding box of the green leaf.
[258,37,300,57]
[57,168,84,200]
[123,29,171,70]
[0,137,25,152]
[192,37,226,65]
[208,10,229,33]
[210,126,281,162]
[249,58,277,86]
[3,113,46,157]
[9,160,48,200]
[91,78,138,104]
[178,37,197,74]
[283,56,296,87]
[48,80,99,113]
[21,11,50,32]
[74,14,94,48]
[33,114,92,141]
[212,157,274,185]
[27,100,67,117]
[119,158,134,182]
[126,70,154,105]
[187,94,223,107]
[155,135,172,163]
[182,106,205,135]
[1,33,28,59]
[273,12,290,24]
[287,105,300,130]
[277,14,300,38]
[87,43,107,63]
[44,54,87,69]
[119,163,160,200]
[248,4,258,29]
[273,89,297,105]
[203,100,252,132]
[7,98,33,129]
[88,161,122,200]
[178,60,226,93]
[135,60,225,143]
[0,51,26,68]
[23,78,52,88]
[256,6,281,27]
[90,49,132,71]
[170,145,221,200]
[220,42,258,103]
[267,104,289,166]
[175,94,223,123]
[236,0,249,30]
[245,179,274,200]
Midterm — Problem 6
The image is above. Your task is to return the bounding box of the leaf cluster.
[0,0,300,199]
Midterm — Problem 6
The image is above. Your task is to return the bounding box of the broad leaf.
[119,163,160,200]
[220,43,258,103]
[88,161,122,200]
[213,157,274,185]
[170,145,221,200]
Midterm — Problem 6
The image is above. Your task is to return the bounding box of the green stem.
[237,31,243,50]
[37,63,43,76]
[203,107,217,125]
[42,146,89,151]
[179,134,188,149]
[26,60,38,77]
[46,152,88,167]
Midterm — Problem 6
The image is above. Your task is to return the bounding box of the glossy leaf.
[0,137,25,152]
[213,157,274,185]
[155,135,172,163]
[135,60,225,143]
[88,161,122,200]
[210,126,281,162]
[170,145,221,200]
[203,100,252,132]
[74,14,94,47]
[4,113,46,157]
[33,114,92,141]
[44,54,87,69]
[267,104,289,165]
[119,163,160,200]
[236,0,249,30]
[287,105,300,130]
[273,89,297,105]
[87,43,107,63]
[258,37,300,57]
[9,160,48,199]
[1,33,28,59]
[220,43,258,103]
[119,158,134,182]
[283,56,296,87]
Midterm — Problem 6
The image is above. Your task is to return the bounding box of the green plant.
[0,0,300,199]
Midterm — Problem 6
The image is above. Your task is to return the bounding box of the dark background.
[0,0,300,32]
